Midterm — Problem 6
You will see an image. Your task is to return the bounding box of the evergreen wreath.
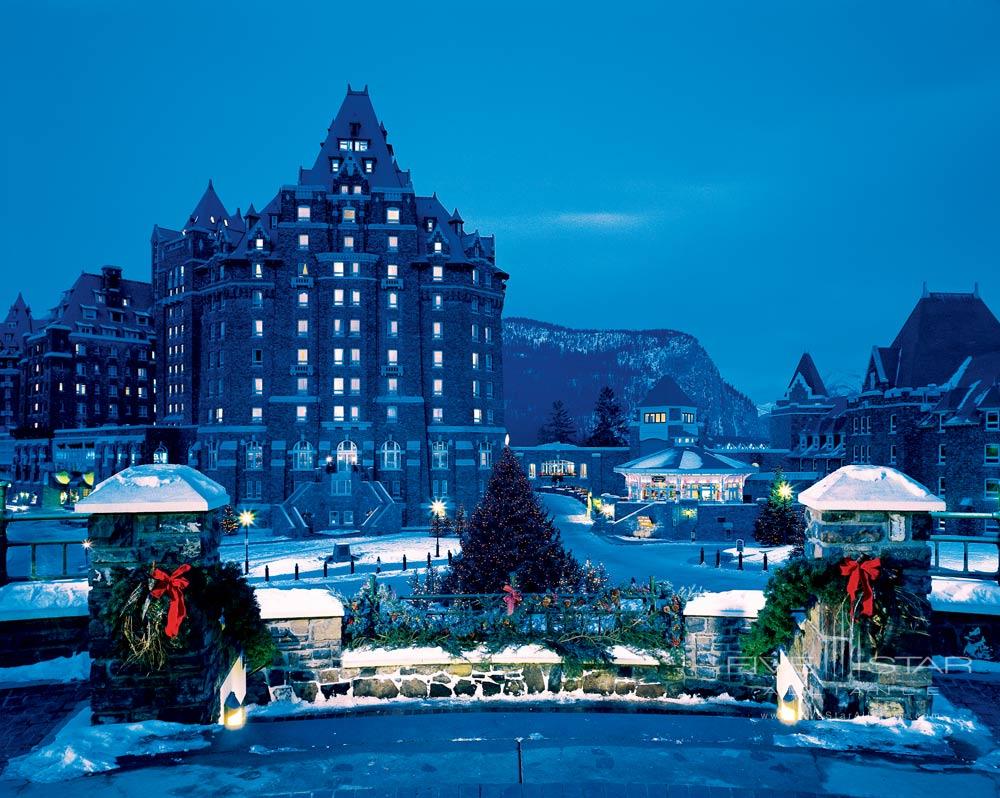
[105,561,276,673]
[741,553,930,667]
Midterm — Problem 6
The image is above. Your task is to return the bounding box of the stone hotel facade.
[7,87,508,533]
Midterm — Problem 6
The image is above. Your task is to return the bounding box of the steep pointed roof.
[1,292,33,346]
[885,291,1000,388]
[184,179,233,232]
[640,375,695,408]
[787,352,827,397]
[300,86,406,188]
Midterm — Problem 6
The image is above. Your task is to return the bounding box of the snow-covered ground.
[4,704,997,796]
[0,652,90,687]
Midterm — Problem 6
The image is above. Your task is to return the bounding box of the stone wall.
[0,615,88,668]
[683,613,770,699]
[263,614,344,703]
[266,651,685,705]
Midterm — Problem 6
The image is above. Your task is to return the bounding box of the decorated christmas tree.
[446,447,583,593]
[753,468,806,548]
[537,400,577,444]
[586,386,629,446]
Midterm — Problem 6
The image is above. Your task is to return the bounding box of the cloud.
[550,211,650,229]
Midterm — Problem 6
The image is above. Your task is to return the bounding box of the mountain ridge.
[502,317,767,446]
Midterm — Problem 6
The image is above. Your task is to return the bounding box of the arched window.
[381,440,401,470]
[246,441,263,471]
[431,440,448,470]
[291,440,315,471]
[152,443,169,464]
[336,439,358,470]
[478,441,493,469]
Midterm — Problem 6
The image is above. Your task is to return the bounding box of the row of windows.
[214,438,494,473]
[231,404,496,426]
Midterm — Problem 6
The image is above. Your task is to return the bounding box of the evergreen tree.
[753,468,806,548]
[445,447,583,593]
[586,386,629,446]
[537,400,577,444]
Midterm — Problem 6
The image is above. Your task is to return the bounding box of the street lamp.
[430,500,447,557]
[82,539,92,567]
[239,510,256,575]
[777,482,793,501]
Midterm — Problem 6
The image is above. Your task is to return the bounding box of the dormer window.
[343,207,356,222]
[387,208,400,224]
[388,235,398,250]
[353,185,362,194]
[434,241,443,253]
[425,218,435,232]
[340,185,349,194]
[330,158,340,172]
[344,236,354,250]
[255,237,264,250]
[363,159,374,174]
[298,233,309,249]
[986,411,1000,431]
[297,205,311,221]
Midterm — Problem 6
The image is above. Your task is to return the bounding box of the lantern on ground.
[223,691,245,730]
[777,686,802,725]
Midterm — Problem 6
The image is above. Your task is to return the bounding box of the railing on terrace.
[929,509,1000,583]
[0,480,91,584]
[928,533,1000,581]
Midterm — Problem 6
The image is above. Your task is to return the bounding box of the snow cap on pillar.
[798,465,945,513]
[74,464,230,514]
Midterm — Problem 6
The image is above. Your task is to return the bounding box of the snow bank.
[0,579,89,621]
[0,652,90,686]
[684,589,766,618]
[256,587,344,620]
[341,644,664,668]
[931,577,1000,615]
[2,706,214,783]
[75,464,229,514]
[798,465,945,512]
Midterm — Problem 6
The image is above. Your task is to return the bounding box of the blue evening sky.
[3,1,999,403]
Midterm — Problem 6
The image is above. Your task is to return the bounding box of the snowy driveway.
[542,494,779,593]
[5,707,997,797]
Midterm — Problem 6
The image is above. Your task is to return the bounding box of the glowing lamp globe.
[238,510,256,528]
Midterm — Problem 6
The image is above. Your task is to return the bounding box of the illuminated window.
[343,207,356,222]
[433,265,443,281]
[297,205,311,221]
[387,208,400,223]
[298,233,309,249]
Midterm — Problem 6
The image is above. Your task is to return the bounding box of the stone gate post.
[795,465,945,719]
[75,464,230,724]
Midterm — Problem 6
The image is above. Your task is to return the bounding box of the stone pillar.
[795,465,944,719]
[76,464,230,724]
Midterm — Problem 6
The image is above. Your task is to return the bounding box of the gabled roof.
[798,465,945,512]
[787,353,827,397]
[300,86,409,189]
[640,375,695,408]
[881,291,1000,389]
[615,445,751,475]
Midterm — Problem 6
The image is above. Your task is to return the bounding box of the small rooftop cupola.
[101,265,123,292]
[448,208,464,236]
[244,202,259,228]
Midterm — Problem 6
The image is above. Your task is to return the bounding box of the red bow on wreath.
[839,557,881,620]
[502,584,522,616]
[151,564,192,638]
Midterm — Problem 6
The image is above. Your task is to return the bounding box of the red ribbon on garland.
[502,584,522,616]
[151,564,192,638]
[839,557,881,620]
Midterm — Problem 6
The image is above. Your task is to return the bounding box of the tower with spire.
[150,86,508,532]
[0,294,33,435]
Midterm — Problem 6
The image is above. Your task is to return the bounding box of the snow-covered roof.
[798,465,945,512]
[256,588,344,620]
[615,445,753,475]
[74,465,229,514]
[684,590,766,618]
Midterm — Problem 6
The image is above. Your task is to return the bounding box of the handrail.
[4,538,87,581]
